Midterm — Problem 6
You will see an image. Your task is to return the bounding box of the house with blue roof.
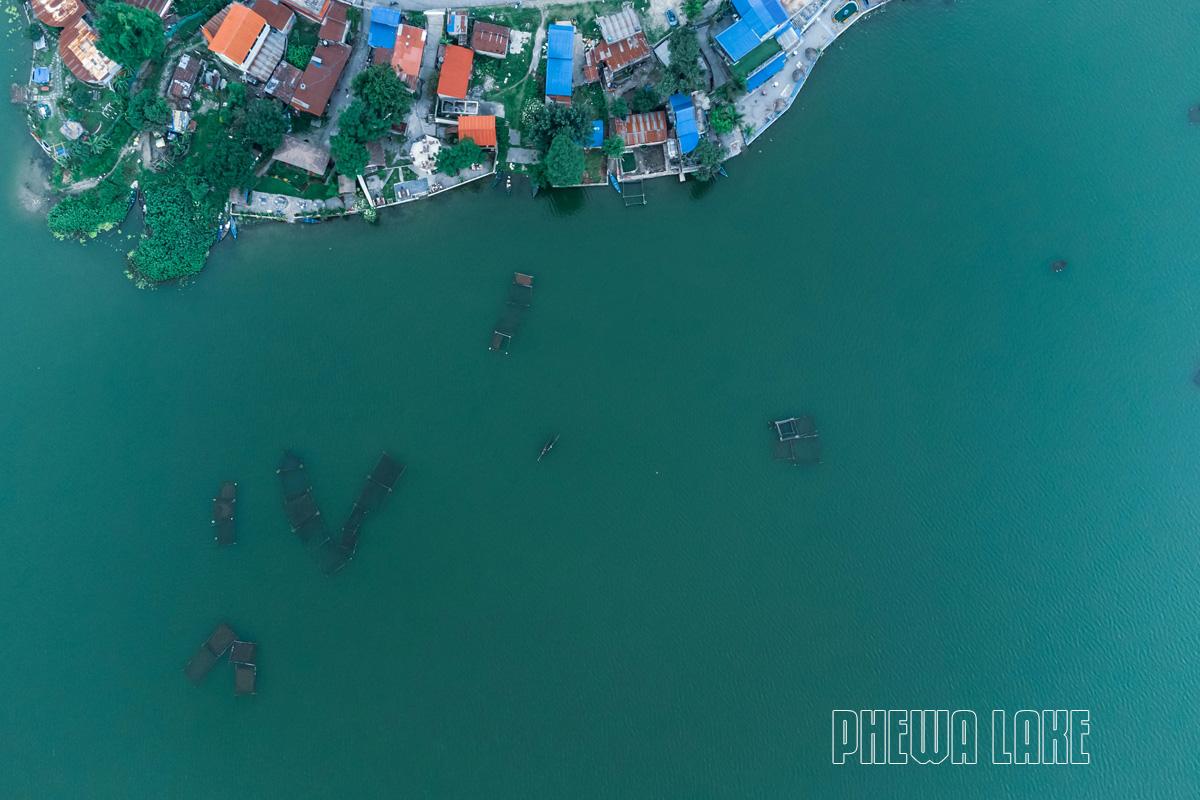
[368,7,401,50]
[668,93,699,155]
[545,23,575,102]
[715,0,790,63]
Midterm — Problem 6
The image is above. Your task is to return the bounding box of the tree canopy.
[601,135,625,158]
[631,86,661,114]
[708,102,743,135]
[436,137,482,176]
[543,133,584,186]
[352,65,413,121]
[658,32,704,96]
[241,98,288,150]
[682,0,705,21]
[610,97,629,119]
[330,132,370,177]
[524,103,590,151]
[127,87,170,129]
[95,4,164,68]
[47,175,130,240]
[689,136,727,181]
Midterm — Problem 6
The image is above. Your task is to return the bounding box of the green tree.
[525,103,590,151]
[336,99,389,143]
[95,4,164,67]
[708,102,742,135]
[543,133,584,186]
[631,86,660,113]
[242,98,287,150]
[127,88,170,129]
[352,64,412,121]
[683,0,705,21]
[658,32,704,96]
[47,175,131,240]
[286,41,315,69]
[28,22,43,40]
[601,135,625,158]
[436,137,483,176]
[611,97,629,119]
[690,136,726,181]
[130,173,218,281]
[330,132,369,177]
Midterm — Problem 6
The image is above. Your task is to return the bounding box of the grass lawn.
[580,150,606,184]
[255,162,339,199]
[287,19,319,69]
[731,38,783,80]
[472,8,542,124]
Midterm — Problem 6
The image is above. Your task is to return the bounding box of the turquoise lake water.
[2,1,1200,796]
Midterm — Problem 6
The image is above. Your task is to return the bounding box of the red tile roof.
[205,4,268,66]
[252,0,294,31]
[456,115,497,147]
[390,23,425,91]
[289,41,350,116]
[437,44,473,99]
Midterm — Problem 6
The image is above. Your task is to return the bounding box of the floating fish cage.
[490,329,512,353]
[211,481,237,546]
[507,272,534,308]
[771,416,821,465]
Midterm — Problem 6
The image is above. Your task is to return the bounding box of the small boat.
[216,218,230,242]
[537,434,560,463]
[1051,259,1067,273]
[717,165,729,178]
[298,217,321,224]
[229,217,238,240]
[609,174,622,193]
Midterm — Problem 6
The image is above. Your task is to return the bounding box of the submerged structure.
[323,451,406,573]
[771,415,821,465]
[231,640,258,695]
[508,272,534,308]
[184,622,237,684]
[211,481,238,545]
[277,450,328,543]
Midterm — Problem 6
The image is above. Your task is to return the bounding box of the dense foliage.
[129,175,217,280]
[708,102,743,135]
[524,103,589,151]
[601,135,625,158]
[611,97,629,119]
[683,0,705,20]
[241,98,288,150]
[658,32,704,96]
[631,86,661,113]
[543,133,584,186]
[95,4,164,68]
[330,68,414,176]
[127,88,170,129]
[47,175,130,239]
[286,41,315,70]
[436,137,482,176]
[689,137,727,181]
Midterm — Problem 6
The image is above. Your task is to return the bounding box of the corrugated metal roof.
[547,24,574,60]
[732,0,788,38]
[546,24,574,98]
[669,93,698,154]
[368,7,400,48]
[595,7,640,44]
[612,111,670,147]
[745,50,787,91]
[715,19,760,63]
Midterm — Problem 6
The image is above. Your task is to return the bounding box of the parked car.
[665,9,679,27]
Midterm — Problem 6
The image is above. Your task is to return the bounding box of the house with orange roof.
[436,44,473,101]
[389,23,426,92]
[203,3,270,72]
[280,0,330,23]
[454,115,497,148]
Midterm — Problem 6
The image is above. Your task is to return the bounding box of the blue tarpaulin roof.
[669,93,698,154]
[589,119,604,148]
[715,19,761,63]
[545,23,575,98]
[745,50,787,91]
[368,8,401,48]
[732,0,788,38]
[547,24,574,59]
[32,66,50,84]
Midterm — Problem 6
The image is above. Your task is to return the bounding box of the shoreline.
[22,0,895,248]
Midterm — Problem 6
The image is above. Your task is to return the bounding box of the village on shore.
[18,0,887,279]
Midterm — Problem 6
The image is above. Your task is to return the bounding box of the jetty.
[211,481,238,546]
[771,415,822,465]
[184,623,237,685]
[277,450,328,543]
